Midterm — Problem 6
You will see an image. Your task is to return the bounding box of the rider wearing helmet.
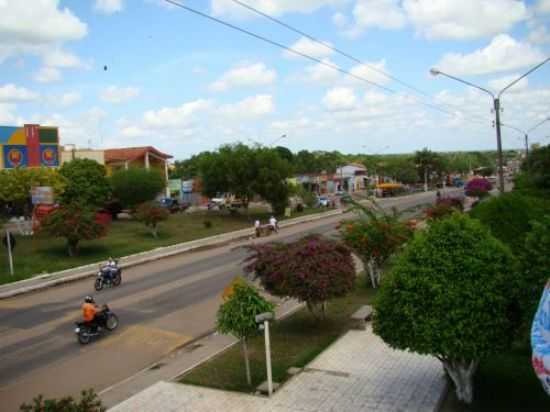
[82,296,104,331]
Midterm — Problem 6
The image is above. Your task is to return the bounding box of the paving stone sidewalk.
[110,326,447,412]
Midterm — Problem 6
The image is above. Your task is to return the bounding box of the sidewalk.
[109,325,447,412]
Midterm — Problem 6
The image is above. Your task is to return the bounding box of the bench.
[351,305,374,330]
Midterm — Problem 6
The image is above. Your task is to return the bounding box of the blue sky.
[0,0,549,160]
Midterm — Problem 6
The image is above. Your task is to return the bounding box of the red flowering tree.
[424,197,464,221]
[465,177,492,198]
[135,202,170,238]
[40,203,105,256]
[340,200,413,288]
[244,234,355,318]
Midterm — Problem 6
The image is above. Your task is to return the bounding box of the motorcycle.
[94,258,122,291]
[75,304,119,345]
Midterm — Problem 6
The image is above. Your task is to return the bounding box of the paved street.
[111,326,447,412]
[0,190,448,411]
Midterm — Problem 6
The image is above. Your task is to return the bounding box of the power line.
[162,0,488,125]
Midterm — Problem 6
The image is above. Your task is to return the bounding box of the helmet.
[84,295,95,304]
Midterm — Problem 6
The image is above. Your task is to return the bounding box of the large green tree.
[516,144,550,198]
[110,168,165,209]
[59,159,111,207]
[414,148,446,185]
[373,214,518,404]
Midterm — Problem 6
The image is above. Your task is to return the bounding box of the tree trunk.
[367,260,378,288]
[442,359,478,404]
[67,239,79,257]
[242,338,252,386]
[151,225,158,238]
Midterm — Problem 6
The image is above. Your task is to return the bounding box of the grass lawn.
[441,344,550,411]
[179,279,376,393]
[0,207,328,283]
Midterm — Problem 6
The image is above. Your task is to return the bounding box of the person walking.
[254,219,261,238]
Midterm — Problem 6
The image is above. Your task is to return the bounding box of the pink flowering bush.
[244,234,355,318]
[465,178,492,198]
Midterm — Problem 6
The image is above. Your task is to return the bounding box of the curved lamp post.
[430,56,550,193]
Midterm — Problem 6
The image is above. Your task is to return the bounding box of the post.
[525,134,529,171]
[6,230,14,276]
[493,98,505,193]
[424,168,428,192]
[264,320,273,396]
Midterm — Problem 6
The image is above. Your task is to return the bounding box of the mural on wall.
[0,125,60,169]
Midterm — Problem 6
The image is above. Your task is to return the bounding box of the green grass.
[179,280,376,392]
[0,207,327,283]
[441,344,550,411]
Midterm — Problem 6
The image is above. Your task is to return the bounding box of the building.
[0,124,60,169]
[335,163,368,192]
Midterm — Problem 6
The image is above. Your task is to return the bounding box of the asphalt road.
[0,190,446,411]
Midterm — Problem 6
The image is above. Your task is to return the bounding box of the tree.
[59,159,111,207]
[170,152,210,180]
[0,168,66,213]
[516,144,550,198]
[110,168,165,209]
[135,202,170,238]
[253,147,292,215]
[40,204,105,256]
[244,234,356,318]
[414,148,445,186]
[20,388,105,412]
[216,278,274,386]
[373,214,518,404]
[340,199,413,288]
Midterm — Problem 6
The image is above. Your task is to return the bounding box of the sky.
[0,0,549,160]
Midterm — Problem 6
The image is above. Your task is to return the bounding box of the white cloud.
[402,0,528,40]
[0,103,18,124]
[209,63,276,92]
[303,59,341,84]
[323,87,357,111]
[0,84,39,102]
[121,126,148,138]
[528,24,550,44]
[211,0,344,18]
[538,0,550,13]
[332,12,348,28]
[284,37,334,59]
[58,92,81,107]
[34,67,62,83]
[43,48,85,68]
[100,86,140,104]
[488,74,528,93]
[0,0,87,62]
[347,59,391,86]
[143,99,211,128]
[436,34,546,76]
[352,0,406,31]
[94,0,124,14]
[219,94,275,118]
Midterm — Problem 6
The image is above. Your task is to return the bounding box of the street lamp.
[500,117,550,167]
[269,134,287,147]
[430,56,550,193]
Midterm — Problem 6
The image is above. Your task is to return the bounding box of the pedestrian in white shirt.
[269,216,278,233]
[254,219,261,238]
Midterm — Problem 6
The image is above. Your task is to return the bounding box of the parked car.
[158,198,189,213]
[318,196,330,207]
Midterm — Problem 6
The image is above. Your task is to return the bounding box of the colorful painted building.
[0,124,60,169]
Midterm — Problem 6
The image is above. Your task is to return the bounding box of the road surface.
[0,191,444,411]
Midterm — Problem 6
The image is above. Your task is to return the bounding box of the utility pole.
[493,98,505,192]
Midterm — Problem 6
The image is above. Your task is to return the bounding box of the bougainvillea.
[244,234,355,318]
[135,201,169,238]
[465,177,492,198]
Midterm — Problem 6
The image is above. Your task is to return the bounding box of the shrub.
[425,197,463,221]
[40,204,105,256]
[244,234,355,318]
[465,177,492,198]
[470,192,548,252]
[296,203,304,213]
[203,220,212,229]
[517,144,550,198]
[340,199,413,288]
[216,279,274,385]
[373,214,518,404]
[135,202,169,238]
[20,388,105,412]
[59,159,111,207]
[110,169,165,209]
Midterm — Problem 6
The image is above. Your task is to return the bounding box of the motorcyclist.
[82,296,104,331]
[101,258,117,283]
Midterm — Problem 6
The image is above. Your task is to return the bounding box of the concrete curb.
[0,210,343,299]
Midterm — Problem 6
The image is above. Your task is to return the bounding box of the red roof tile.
[104,146,173,163]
